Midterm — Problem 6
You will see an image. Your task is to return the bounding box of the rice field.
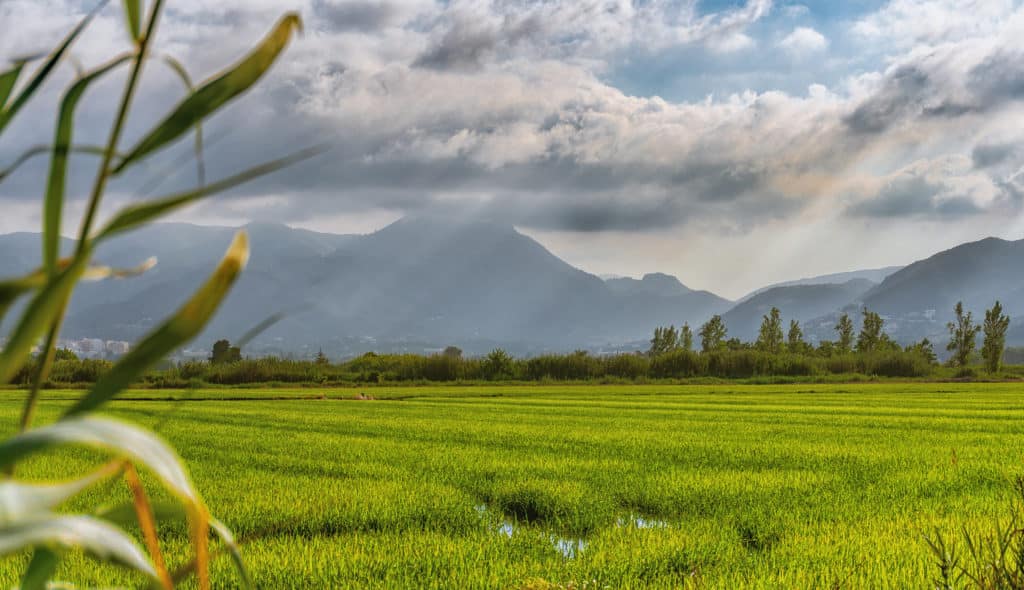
[3,383,1024,588]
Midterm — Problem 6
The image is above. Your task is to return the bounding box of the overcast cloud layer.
[2,0,1024,298]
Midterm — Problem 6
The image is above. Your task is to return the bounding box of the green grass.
[2,383,1023,588]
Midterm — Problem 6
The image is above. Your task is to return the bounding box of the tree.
[649,325,681,356]
[699,315,728,353]
[680,323,694,352]
[946,301,980,368]
[756,307,784,354]
[787,320,806,354]
[981,301,1010,373]
[442,346,463,359]
[54,348,78,361]
[906,338,937,365]
[210,339,242,364]
[482,348,514,379]
[315,349,329,365]
[834,313,855,354]
[856,308,885,354]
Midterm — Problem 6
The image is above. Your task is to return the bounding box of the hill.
[1,218,731,356]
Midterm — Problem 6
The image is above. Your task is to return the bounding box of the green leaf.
[0,257,157,326]
[65,233,249,416]
[44,56,131,275]
[0,0,108,137]
[97,500,186,529]
[0,463,121,524]
[95,146,324,242]
[211,518,254,590]
[0,273,45,325]
[0,63,24,110]
[112,13,302,173]
[1,144,108,184]
[0,253,89,385]
[21,548,60,590]
[161,55,205,185]
[0,514,155,579]
[0,416,199,506]
[122,0,142,41]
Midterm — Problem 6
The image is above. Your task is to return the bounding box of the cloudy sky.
[2,0,1024,298]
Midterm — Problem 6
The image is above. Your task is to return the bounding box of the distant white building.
[105,341,130,355]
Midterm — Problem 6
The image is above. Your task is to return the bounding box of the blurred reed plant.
[0,1,313,587]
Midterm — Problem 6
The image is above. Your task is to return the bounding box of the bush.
[649,350,705,378]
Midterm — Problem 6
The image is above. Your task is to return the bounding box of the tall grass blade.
[162,55,205,185]
[0,64,24,109]
[0,254,89,384]
[112,13,302,173]
[0,257,156,326]
[45,56,131,275]
[1,144,109,184]
[0,416,199,505]
[96,147,324,241]
[211,518,254,590]
[0,0,109,137]
[0,275,44,325]
[20,548,60,590]
[0,515,156,579]
[97,500,184,529]
[0,461,122,522]
[125,463,173,590]
[122,0,142,42]
[65,233,249,415]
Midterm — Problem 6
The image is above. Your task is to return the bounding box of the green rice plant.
[0,1,310,587]
[926,476,1024,589]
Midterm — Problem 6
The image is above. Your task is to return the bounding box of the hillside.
[1,218,731,355]
[722,280,876,341]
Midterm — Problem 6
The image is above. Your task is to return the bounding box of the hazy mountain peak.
[606,272,692,297]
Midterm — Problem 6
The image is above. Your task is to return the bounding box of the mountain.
[738,266,902,302]
[6,224,1020,354]
[850,237,1024,343]
[722,279,876,341]
[606,273,691,297]
[0,218,731,356]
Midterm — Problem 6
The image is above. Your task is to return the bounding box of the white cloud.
[778,26,827,55]
[4,0,1024,294]
[853,0,1014,48]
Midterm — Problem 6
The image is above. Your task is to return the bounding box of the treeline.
[622,300,1012,381]
[9,301,1015,387]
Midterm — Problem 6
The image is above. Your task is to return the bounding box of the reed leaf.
[65,233,249,416]
[44,56,131,275]
[162,55,206,185]
[95,147,323,241]
[112,13,302,173]
[211,517,255,590]
[122,0,142,42]
[0,514,156,579]
[0,64,24,110]
[97,500,185,529]
[20,548,60,590]
[0,253,89,385]
[0,416,199,506]
[0,462,122,524]
[0,0,108,136]
[1,144,109,184]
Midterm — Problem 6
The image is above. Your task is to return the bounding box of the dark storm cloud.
[844,65,931,134]
[972,142,1017,169]
[968,50,1024,109]
[845,175,983,220]
[314,1,400,33]
[412,15,544,71]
